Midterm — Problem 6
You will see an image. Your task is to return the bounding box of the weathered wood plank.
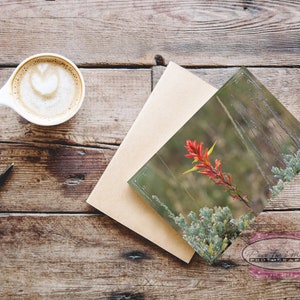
[0,68,151,147]
[0,143,114,212]
[0,212,299,299]
[264,174,300,210]
[0,1,299,66]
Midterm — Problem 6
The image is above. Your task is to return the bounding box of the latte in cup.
[10,54,84,125]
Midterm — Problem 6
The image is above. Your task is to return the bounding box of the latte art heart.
[30,64,59,98]
[12,55,83,123]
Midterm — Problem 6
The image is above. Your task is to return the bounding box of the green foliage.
[152,195,252,264]
[270,149,300,197]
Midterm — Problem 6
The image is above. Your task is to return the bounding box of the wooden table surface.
[0,1,299,299]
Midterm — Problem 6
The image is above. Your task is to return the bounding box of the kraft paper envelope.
[87,62,217,263]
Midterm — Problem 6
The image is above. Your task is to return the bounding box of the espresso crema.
[11,55,83,122]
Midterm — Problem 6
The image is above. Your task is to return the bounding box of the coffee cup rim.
[10,53,85,126]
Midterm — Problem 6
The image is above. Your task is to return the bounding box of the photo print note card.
[128,67,300,264]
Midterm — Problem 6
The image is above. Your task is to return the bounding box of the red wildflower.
[184,140,250,209]
[185,140,210,164]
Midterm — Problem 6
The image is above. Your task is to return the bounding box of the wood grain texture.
[0,143,113,212]
[0,68,151,147]
[0,212,299,299]
[0,0,299,66]
[265,174,300,210]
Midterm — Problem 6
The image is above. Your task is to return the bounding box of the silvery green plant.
[152,195,252,264]
[270,149,300,197]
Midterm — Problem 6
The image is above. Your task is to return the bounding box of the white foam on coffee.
[12,56,82,122]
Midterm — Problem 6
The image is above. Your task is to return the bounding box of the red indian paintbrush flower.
[184,140,251,209]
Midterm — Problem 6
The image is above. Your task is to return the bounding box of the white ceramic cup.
[0,53,85,126]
